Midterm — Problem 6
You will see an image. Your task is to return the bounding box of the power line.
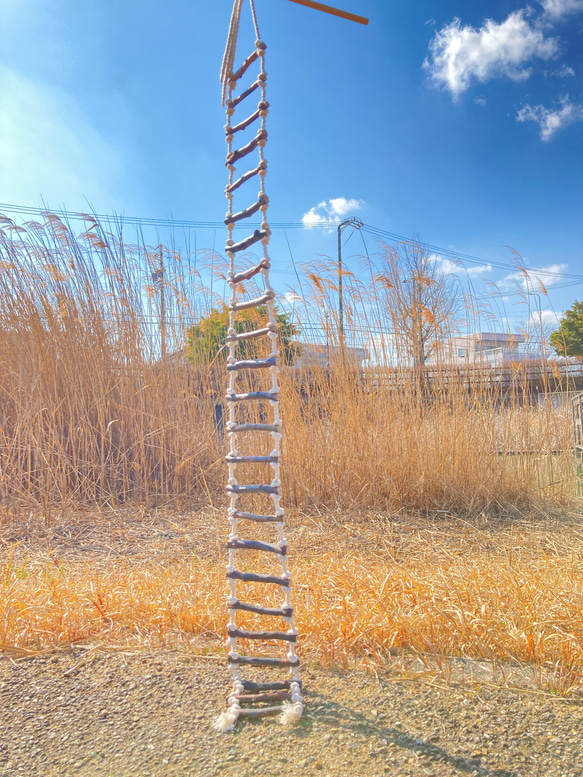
[360,225,583,282]
[0,202,321,231]
[1,200,582,283]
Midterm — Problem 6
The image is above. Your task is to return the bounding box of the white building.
[429,332,527,366]
[295,342,368,369]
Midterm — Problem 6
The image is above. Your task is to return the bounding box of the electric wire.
[1,200,582,284]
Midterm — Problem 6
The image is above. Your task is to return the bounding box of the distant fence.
[360,360,583,398]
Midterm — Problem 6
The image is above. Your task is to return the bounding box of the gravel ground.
[1,648,582,777]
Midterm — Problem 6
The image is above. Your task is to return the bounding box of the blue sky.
[1,0,582,337]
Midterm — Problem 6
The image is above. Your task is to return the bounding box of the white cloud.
[434,257,459,274]
[302,197,363,227]
[0,65,134,210]
[429,255,493,277]
[474,96,487,106]
[424,11,559,99]
[502,263,568,290]
[527,309,564,327]
[516,96,583,140]
[544,63,576,77]
[555,64,576,77]
[541,0,583,18]
[466,264,493,277]
[329,197,362,217]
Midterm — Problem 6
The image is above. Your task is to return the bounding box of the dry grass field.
[2,508,583,697]
[1,213,583,699]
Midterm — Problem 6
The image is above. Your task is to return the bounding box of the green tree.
[550,301,583,356]
[187,305,300,365]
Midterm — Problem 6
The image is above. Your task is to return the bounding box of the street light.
[337,217,363,337]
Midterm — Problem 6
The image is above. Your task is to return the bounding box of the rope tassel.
[213,708,240,733]
[215,0,303,733]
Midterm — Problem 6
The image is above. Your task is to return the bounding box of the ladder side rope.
[220,0,261,107]
[214,0,303,734]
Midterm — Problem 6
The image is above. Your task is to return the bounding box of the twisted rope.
[220,0,261,107]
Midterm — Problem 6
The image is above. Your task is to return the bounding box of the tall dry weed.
[0,214,576,518]
[0,214,222,512]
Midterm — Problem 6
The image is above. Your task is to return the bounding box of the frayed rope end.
[213,710,239,733]
[278,701,303,726]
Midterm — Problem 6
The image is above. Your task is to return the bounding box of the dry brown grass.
[1,215,582,695]
[282,369,575,515]
[0,213,577,519]
[0,213,223,510]
[2,510,583,695]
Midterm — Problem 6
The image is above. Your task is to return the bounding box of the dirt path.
[1,648,582,777]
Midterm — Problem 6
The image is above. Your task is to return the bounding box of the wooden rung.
[229,290,274,312]
[227,538,287,555]
[226,391,279,402]
[287,0,369,25]
[225,199,262,225]
[228,655,300,667]
[230,600,292,618]
[228,627,297,642]
[228,423,280,433]
[226,229,268,254]
[237,706,284,718]
[226,454,280,464]
[227,570,290,587]
[242,680,301,693]
[226,327,272,343]
[227,130,267,167]
[228,108,261,136]
[225,195,267,226]
[233,510,282,522]
[227,357,276,372]
[228,80,260,110]
[234,692,291,704]
[229,260,271,286]
[230,50,259,83]
[226,162,265,194]
[226,484,279,495]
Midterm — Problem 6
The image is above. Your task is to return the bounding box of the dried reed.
[0,213,577,519]
[2,513,583,694]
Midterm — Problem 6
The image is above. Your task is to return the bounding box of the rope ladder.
[214,0,303,732]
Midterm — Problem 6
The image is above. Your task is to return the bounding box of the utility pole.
[404,274,426,393]
[152,248,166,360]
[337,217,363,338]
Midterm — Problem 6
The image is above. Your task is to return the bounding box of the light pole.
[337,217,363,338]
